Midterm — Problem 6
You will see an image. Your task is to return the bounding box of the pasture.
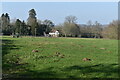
[2,36,118,78]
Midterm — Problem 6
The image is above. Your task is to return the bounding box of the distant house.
[49,30,59,37]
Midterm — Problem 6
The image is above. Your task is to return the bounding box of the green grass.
[2,36,118,78]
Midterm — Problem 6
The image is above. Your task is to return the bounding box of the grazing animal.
[83,58,91,61]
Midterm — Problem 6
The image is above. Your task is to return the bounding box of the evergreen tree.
[27,9,38,36]
[1,13,11,35]
[43,19,54,34]
[21,20,28,35]
[15,19,22,34]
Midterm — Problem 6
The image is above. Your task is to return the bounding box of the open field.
[2,36,118,78]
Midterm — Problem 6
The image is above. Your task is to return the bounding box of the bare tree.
[102,20,118,39]
[65,15,77,24]
[63,22,80,37]
[93,21,102,38]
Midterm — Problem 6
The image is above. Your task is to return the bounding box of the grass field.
[2,36,118,78]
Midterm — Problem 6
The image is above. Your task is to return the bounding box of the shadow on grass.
[2,39,19,56]
[3,66,62,79]
[2,38,24,79]
[14,67,60,78]
[2,63,119,79]
[63,64,119,78]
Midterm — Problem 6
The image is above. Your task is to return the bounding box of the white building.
[49,30,59,37]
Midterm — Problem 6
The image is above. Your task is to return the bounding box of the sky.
[1,2,118,25]
[1,0,119,2]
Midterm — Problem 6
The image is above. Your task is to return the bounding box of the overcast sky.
[2,2,118,25]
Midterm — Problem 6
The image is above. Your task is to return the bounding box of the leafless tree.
[102,20,118,39]
[65,15,77,24]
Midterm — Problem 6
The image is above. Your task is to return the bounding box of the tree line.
[0,9,119,39]
[0,9,54,36]
[54,16,118,39]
